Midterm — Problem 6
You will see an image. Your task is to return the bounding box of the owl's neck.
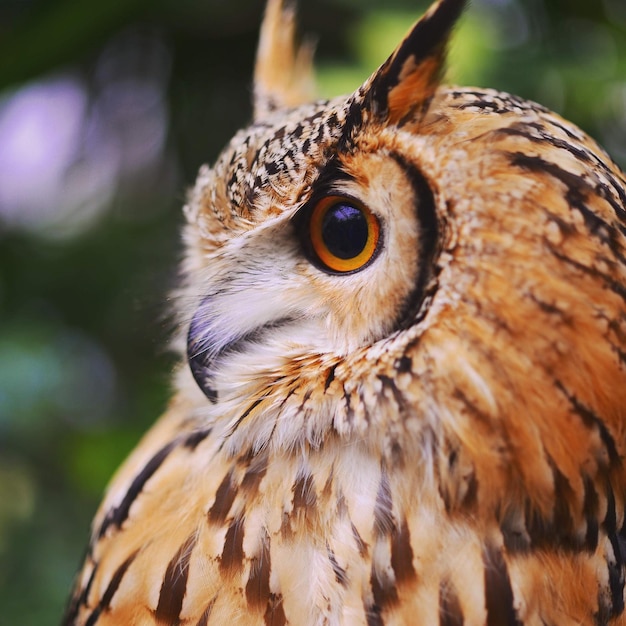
[173,407,625,625]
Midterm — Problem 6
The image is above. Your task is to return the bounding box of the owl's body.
[65,1,626,624]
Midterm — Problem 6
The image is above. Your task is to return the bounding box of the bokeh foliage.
[0,0,624,622]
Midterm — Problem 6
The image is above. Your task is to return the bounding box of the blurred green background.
[0,0,624,622]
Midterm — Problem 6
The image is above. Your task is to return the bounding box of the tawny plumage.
[64,0,626,624]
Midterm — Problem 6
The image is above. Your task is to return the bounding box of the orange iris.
[308,196,381,273]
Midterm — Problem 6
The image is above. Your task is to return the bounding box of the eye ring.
[306,196,381,274]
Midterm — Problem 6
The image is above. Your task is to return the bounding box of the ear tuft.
[253,0,316,121]
[361,0,467,126]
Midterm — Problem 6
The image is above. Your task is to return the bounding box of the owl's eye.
[307,196,381,274]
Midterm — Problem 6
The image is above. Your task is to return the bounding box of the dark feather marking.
[80,562,98,606]
[352,521,369,558]
[84,550,139,626]
[293,472,317,513]
[603,484,626,618]
[374,468,395,537]
[509,152,626,264]
[439,578,464,626]
[370,484,402,614]
[605,484,617,534]
[343,387,355,426]
[220,516,245,573]
[613,344,626,368]
[228,395,268,436]
[378,375,406,410]
[370,559,399,614]
[524,499,558,550]
[546,117,584,140]
[607,532,626,619]
[389,153,440,330]
[455,90,547,115]
[297,156,354,210]
[390,517,416,585]
[521,461,591,552]
[98,441,177,538]
[327,544,348,587]
[338,95,365,152]
[462,470,478,510]
[246,530,271,609]
[496,122,594,164]
[616,317,626,347]
[457,98,515,115]
[376,377,408,464]
[549,461,577,548]
[296,389,313,421]
[507,119,626,229]
[434,442,447,513]
[596,178,626,233]
[184,428,212,450]
[365,606,385,626]
[452,387,491,427]
[321,466,335,503]
[208,471,237,524]
[500,506,531,553]
[528,292,572,321]
[195,597,217,626]
[359,387,372,425]
[394,355,413,373]
[554,380,619,465]
[264,593,287,626]
[365,604,385,626]
[264,160,280,176]
[550,247,626,306]
[241,452,269,495]
[483,543,520,626]
[616,510,626,555]
[155,533,197,624]
[84,608,101,625]
[324,365,337,390]
[63,561,98,625]
[583,475,600,551]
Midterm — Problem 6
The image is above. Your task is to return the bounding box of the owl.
[64,0,626,624]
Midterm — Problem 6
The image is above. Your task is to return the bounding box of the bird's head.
[179,0,626,507]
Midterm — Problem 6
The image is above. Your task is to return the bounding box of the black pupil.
[321,203,368,260]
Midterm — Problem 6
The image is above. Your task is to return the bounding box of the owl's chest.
[176,443,446,626]
[81,414,623,626]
